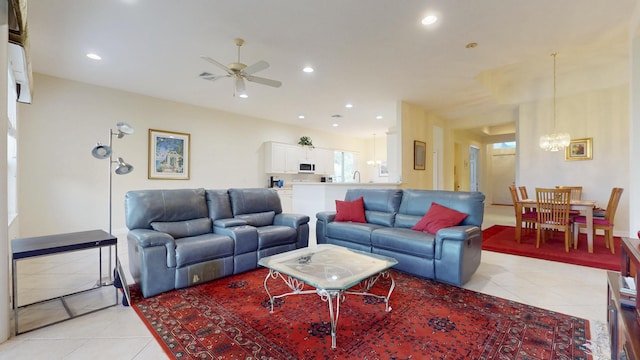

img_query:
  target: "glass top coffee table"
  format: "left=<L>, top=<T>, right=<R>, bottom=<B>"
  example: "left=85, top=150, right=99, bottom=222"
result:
left=258, top=244, right=398, bottom=348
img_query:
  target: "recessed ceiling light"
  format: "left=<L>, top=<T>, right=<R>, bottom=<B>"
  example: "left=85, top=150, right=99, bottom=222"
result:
left=345, top=103, right=353, bottom=108
left=303, top=66, right=314, bottom=73
left=421, top=15, right=438, bottom=26
left=298, top=115, right=305, bottom=119
left=332, top=123, right=339, bottom=127
left=239, top=94, right=248, bottom=99
left=86, top=53, right=102, bottom=60
left=376, top=115, right=383, bottom=120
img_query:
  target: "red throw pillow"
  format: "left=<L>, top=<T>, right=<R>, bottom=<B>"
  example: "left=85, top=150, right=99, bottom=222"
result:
left=411, top=202, right=468, bottom=234
left=334, top=197, right=366, bottom=223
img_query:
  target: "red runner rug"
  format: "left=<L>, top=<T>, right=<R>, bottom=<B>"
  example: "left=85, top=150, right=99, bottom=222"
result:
left=482, top=225, right=621, bottom=271
left=130, top=268, right=591, bottom=359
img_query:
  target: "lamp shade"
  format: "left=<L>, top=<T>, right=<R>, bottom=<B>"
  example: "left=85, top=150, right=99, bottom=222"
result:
left=91, top=143, right=112, bottom=159
left=115, top=122, right=135, bottom=139
left=114, top=157, right=134, bottom=175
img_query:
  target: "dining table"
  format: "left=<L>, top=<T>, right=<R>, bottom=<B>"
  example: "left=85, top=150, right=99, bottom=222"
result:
left=515, top=198, right=597, bottom=253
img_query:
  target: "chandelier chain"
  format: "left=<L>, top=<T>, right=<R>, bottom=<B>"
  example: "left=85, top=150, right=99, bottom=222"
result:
left=552, top=52, right=557, bottom=131
left=539, top=52, right=570, bottom=152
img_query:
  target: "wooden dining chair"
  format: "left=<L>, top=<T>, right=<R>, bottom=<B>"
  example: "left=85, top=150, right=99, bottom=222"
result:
left=556, top=186, right=583, bottom=216
left=509, top=185, right=536, bottom=236
left=518, top=186, right=529, bottom=200
left=573, top=187, right=623, bottom=254
left=535, top=187, right=572, bottom=252
left=555, top=186, right=583, bottom=200
left=518, top=186, right=536, bottom=228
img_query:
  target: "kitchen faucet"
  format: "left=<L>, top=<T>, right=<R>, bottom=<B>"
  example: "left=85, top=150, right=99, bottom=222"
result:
left=353, top=170, right=361, bottom=183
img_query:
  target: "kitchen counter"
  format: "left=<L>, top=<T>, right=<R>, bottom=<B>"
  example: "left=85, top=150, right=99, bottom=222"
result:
left=290, top=182, right=401, bottom=186
left=291, top=182, right=401, bottom=246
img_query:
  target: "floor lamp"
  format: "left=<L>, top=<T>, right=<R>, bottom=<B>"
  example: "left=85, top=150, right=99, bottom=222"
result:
left=91, top=122, right=134, bottom=286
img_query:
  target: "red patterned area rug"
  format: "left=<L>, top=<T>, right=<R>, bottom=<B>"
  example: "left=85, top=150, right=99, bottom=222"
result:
left=483, top=225, right=621, bottom=271
left=130, top=268, right=592, bottom=359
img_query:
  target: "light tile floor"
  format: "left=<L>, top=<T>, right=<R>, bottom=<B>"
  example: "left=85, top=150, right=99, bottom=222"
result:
left=0, top=205, right=610, bottom=359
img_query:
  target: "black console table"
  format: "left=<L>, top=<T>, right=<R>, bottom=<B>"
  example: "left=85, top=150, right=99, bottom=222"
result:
left=608, top=237, right=640, bottom=359
left=11, top=230, right=118, bottom=335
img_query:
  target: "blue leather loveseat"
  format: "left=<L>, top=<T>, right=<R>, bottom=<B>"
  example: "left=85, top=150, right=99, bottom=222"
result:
left=316, top=188, right=485, bottom=286
left=125, top=188, right=309, bottom=297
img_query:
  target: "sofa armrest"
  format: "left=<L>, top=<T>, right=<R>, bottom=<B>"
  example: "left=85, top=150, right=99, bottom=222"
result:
left=213, top=218, right=248, bottom=228
left=127, top=229, right=177, bottom=267
left=213, top=225, right=258, bottom=255
left=274, top=213, right=310, bottom=228
left=315, top=211, right=336, bottom=244
left=434, top=225, right=481, bottom=259
left=316, top=211, right=336, bottom=223
left=128, top=229, right=174, bottom=247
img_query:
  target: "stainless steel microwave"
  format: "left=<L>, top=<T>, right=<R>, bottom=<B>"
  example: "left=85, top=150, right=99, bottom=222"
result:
left=298, top=161, right=315, bottom=173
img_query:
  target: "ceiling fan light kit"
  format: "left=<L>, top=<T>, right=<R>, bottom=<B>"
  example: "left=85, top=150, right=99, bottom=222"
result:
left=199, top=38, right=282, bottom=98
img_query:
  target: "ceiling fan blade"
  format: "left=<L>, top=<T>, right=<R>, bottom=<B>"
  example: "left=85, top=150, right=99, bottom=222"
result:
left=243, top=60, right=270, bottom=75
left=200, top=56, right=233, bottom=75
left=235, top=77, right=246, bottom=96
left=245, top=74, right=282, bottom=88
left=198, top=71, right=227, bottom=81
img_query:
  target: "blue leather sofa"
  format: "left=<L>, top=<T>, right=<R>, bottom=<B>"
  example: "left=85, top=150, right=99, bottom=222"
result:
left=316, top=188, right=485, bottom=286
left=125, top=188, right=309, bottom=297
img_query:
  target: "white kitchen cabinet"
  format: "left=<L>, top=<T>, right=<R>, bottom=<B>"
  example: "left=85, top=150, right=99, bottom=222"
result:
left=265, top=141, right=334, bottom=175
left=264, top=142, right=301, bottom=174
left=276, top=189, right=293, bottom=213
left=264, top=142, right=287, bottom=173
left=313, top=148, right=335, bottom=175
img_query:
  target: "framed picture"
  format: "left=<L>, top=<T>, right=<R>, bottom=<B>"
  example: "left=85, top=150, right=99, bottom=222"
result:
left=414, top=140, right=426, bottom=170
left=379, top=161, right=389, bottom=177
left=148, top=129, right=191, bottom=179
left=565, top=138, right=592, bottom=161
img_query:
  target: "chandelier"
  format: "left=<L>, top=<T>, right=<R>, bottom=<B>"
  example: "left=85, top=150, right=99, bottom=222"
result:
left=539, top=53, right=570, bottom=151
left=366, top=133, right=382, bottom=166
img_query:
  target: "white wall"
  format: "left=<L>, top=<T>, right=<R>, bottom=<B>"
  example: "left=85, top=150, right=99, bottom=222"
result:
left=518, top=85, right=630, bottom=236
left=628, top=6, right=640, bottom=238
left=17, top=74, right=365, bottom=238
left=0, top=0, right=10, bottom=343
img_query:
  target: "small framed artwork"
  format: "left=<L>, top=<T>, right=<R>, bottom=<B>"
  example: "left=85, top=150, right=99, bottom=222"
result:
left=414, top=140, right=426, bottom=170
left=148, top=129, right=191, bottom=179
left=379, top=161, right=389, bottom=177
left=565, top=137, right=592, bottom=161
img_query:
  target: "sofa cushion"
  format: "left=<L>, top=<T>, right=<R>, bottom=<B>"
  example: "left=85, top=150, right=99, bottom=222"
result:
left=256, top=225, right=297, bottom=249
left=398, top=189, right=484, bottom=227
left=125, top=188, right=209, bottom=229
left=236, top=211, right=275, bottom=227
left=411, top=203, right=468, bottom=234
left=205, top=189, right=234, bottom=220
left=229, top=188, right=282, bottom=216
left=371, top=228, right=435, bottom=258
left=174, top=233, right=234, bottom=267
left=326, top=221, right=382, bottom=245
left=345, top=189, right=402, bottom=226
left=335, top=197, right=366, bottom=223
left=151, top=218, right=212, bottom=239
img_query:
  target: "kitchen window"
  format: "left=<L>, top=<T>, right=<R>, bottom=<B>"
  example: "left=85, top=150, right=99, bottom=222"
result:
left=333, top=151, right=356, bottom=183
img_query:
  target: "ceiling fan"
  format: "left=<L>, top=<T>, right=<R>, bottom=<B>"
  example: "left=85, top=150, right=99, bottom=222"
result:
left=199, top=38, right=282, bottom=98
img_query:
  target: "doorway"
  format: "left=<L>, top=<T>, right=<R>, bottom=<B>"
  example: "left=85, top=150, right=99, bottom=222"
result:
left=491, top=146, right=516, bottom=205
left=469, top=146, right=479, bottom=192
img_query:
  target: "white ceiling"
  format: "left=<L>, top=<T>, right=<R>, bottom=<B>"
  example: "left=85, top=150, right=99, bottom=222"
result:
left=26, top=0, right=637, bottom=138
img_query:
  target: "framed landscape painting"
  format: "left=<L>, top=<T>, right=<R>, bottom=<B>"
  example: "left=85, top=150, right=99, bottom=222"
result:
left=565, top=138, right=592, bottom=161
left=148, top=129, right=191, bottom=179
left=414, top=140, right=426, bottom=170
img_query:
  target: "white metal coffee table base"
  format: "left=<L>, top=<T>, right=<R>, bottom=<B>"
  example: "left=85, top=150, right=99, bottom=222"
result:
left=263, top=269, right=396, bottom=348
